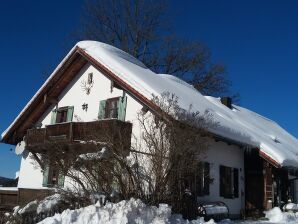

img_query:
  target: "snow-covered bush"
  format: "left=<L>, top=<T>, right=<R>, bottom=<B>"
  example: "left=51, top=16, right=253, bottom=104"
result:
left=5, top=193, right=79, bottom=224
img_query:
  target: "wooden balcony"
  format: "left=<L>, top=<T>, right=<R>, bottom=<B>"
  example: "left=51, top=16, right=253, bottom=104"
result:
left=25, top=120, right=132, bottom=154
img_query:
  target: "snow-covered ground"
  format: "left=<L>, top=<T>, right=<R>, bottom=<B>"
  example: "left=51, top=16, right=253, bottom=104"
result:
left=36, top=198, right=298, bottom=224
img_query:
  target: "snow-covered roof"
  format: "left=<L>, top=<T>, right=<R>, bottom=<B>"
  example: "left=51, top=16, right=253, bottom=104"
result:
left=76, top=41, right=298, bottom=167
left=2, top=41, right=298, bottom=168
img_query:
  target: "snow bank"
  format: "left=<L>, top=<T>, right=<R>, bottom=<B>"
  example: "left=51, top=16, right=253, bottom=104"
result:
left=38, top=198, right=214, bottom=224
left=264, top=207, right=298, bottom=223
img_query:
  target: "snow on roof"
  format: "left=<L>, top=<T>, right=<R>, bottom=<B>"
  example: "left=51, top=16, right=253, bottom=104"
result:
left=2, top=40, right=298, bottom=168
left=77, top=41, right=298, bottom=167
left=0, top=187, right=18, bottom=191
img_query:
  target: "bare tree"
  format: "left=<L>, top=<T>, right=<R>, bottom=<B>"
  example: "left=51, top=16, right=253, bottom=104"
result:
left=29, top=92, right=215, bottom=218
left=74, top=0, right=231, bottom=96
left=131, top=92, right=216, bottom=210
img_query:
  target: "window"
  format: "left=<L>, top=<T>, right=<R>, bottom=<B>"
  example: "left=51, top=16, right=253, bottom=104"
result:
left=220, top=165, right=239, bottom=198
left=183, top=161, right=210, bottom=197
left=42, top=165, right=65, bottom=187
left=56, top=108, right=68, bottom=123
left=51, top=106, right=74, bottom=124
left=197, top=162, right=210, bottom=196
left=105, top=97, right=119, bottom=119
left=98, top=96, right=127, bottom=121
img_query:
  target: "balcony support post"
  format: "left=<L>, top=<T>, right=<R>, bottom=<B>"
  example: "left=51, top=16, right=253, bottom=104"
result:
left=31, top=152, right=44, bottom=170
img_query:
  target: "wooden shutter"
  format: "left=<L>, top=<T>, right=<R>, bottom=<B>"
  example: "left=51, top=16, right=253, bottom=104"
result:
left=66, top=106, right=74, bottom=122
left=117, top=96, right=127, bottom=121
left=233, top=168, right=239, bottom=198
left=203, top=162, right=210, bottom=195
left=50, top=109, right=57, bottom=124
left=98, top=100, right=106, bottom=119
left=42, top=166, right=49, bottom=187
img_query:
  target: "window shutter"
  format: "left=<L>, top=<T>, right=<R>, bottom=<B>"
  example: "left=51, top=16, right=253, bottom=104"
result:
left=117, top=96, right=127, bottom=121
left=58, top=173, right=65, bottom=188
left=98, top=100, right=106, bottom=119
left=203, top=162, right=210, bottom=195
left=66, top=106, right=74, bottom=122
left=50, top=109, right=57, bottom=124
left=233, top=168, right=239, bottom=198
left=220, top=165, right=225, bottom=197
left=42, top=166, right=49, bottom=187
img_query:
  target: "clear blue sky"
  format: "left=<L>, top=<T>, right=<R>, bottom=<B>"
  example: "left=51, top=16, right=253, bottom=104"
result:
left=0, top=0, right=297, bottom=178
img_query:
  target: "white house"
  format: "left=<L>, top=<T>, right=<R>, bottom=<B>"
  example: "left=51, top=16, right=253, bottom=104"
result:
left=1, top=41, right=298, bottom=218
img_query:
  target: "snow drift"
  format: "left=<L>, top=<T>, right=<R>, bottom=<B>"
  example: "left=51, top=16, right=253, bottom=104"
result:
left=37, top=198, right=214, bottom=224
left=264, top=207, right=298, bottom=223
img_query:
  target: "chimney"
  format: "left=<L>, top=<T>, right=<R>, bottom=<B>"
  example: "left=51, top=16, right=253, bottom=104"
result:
left=221, top=97, right=232, bottom=109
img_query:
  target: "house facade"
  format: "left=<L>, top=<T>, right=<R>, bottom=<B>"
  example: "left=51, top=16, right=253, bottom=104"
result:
left=1, top=41, right=298, bottom=218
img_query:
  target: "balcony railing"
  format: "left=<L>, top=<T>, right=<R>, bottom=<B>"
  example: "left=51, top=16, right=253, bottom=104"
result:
left=26, top=120, right=132, bottom=153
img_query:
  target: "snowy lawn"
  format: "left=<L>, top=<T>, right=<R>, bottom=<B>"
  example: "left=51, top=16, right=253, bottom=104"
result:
left=36, top=198, right=298, bottom=224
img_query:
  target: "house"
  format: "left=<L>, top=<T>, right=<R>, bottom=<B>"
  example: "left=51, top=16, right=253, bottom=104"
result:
left=1, top=41, right=298, bottom=218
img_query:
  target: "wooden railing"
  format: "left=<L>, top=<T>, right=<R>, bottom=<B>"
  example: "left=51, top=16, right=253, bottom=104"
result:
left=26, top=120, right=132, bottom=153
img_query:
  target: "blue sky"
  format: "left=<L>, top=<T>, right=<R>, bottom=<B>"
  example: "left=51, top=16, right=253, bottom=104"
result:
left=0, top=0, right=297, bottom=178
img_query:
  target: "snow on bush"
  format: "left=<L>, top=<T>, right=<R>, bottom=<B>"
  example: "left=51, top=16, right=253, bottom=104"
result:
left=37, top=194, right=62, bottom=214
left=18, top=200, right=38, bottom=215
left=283, top=202, right=298, bottom=211
left=264, top=207, right=298, bottom=223
left=38, top=198, right=215, bottom=224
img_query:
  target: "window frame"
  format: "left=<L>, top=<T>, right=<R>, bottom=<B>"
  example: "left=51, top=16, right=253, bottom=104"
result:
left=183, top=161, right=211, bottom=197
left=51, top=106, right=74, bottom=124
left=98, top=95, right=127, bottom=121
left=196, top=161, right=210, bottom=196
left=105, top=97, right=120, bottom=119
left=55, top=107, right=69, bottom=123
left=220, top=165, right=239, bottom=199
left=42, top=165, right=65, bottom=188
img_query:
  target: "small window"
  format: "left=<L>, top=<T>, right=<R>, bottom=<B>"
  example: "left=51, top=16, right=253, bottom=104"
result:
left=48, top=166, right=59, bottom=186
left=105, top=97, right=119, bottom=119
left=197, top=162, right=210, bottom=196
left=51, top=106, right=74, bottom=124
left=183, top=161, right=210, bottom=197
left=220, top=165, right=239, bottom=198
left=42, top=165, right=65, bottom=188
left=98, top=96, right=127, bottom=121
left=56, top=107, right=68, bottom=123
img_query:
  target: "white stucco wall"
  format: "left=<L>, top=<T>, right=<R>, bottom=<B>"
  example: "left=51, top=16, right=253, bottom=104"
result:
left=17, top=63, right=245, bottom=215
left=198, top=139, right=245, bottom=216
left=18, top=63, right=143, bottom=189
left=18, top=151, right=44, bottom=189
